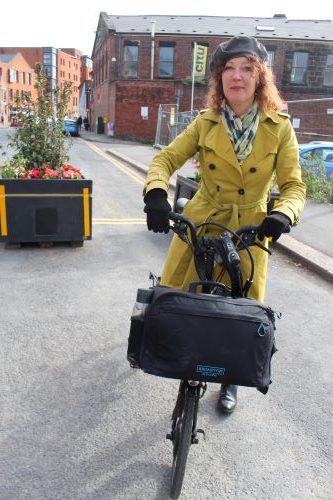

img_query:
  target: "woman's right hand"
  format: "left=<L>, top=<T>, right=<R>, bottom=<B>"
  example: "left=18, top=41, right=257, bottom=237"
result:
left=144, top=189, right=171, bottom=233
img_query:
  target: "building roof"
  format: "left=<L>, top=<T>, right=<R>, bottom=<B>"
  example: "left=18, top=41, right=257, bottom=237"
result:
left=0, top=54, right=16, bottom=63
left=101, top=13, right=333, bottom=41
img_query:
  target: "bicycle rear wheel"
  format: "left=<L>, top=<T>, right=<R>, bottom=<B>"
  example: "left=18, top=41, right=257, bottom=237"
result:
left=169, top=384, right=196, bottom=499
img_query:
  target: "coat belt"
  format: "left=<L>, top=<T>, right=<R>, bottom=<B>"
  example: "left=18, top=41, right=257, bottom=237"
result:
left=198, top=182, right=267, bottom=229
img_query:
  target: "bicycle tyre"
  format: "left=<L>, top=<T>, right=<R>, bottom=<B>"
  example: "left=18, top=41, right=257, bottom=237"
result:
left=169, top=387, right=196, bottom=499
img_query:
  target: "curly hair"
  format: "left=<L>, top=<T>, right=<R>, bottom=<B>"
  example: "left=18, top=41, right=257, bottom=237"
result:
left=206, top=55, right=284, bottom=113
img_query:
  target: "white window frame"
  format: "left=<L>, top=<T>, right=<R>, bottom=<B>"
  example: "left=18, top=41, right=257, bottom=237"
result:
left=291, top=52, right=309, bottom=84
left=323, top=54, right=333, bottom=86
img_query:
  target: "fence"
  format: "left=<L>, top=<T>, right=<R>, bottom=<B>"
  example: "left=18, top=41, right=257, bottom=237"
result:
left=154, top=104, right=199, bottom=149
left=155, top=98, right=333, bottom=149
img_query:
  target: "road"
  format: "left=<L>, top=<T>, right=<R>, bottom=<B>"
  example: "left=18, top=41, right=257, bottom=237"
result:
left=0, top=131, right=332, bottom=499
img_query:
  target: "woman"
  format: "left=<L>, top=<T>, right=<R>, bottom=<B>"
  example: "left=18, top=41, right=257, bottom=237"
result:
left=143, top=36, right=306, bottom=412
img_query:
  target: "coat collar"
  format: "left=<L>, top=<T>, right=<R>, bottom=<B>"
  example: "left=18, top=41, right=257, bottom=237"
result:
left=200, top=109, right=280, bottom=169
left=201, top=110, right=239, bottom=169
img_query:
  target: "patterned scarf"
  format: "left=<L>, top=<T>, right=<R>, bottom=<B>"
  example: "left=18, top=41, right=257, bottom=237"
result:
left=221, top=100, right=259, bottom=162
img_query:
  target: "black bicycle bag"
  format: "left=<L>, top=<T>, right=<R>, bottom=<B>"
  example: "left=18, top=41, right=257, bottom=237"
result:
left=132, top=286, right=278, bottom=392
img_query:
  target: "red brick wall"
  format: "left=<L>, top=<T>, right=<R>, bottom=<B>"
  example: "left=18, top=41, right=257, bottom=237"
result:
left=0, top=53, right=36, bottom=125
left=287, top=99, right=333, bottom=138
left=114, top=81, right=178, bottom=141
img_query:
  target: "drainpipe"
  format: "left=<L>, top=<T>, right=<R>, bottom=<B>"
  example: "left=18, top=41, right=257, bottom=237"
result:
left=150, top=21, right=156, bottom=80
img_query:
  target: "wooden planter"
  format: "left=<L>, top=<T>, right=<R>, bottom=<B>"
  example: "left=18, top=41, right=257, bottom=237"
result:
left=173, top=174, right=280, bottom=214
left=0, top=179, right=92, bottom=246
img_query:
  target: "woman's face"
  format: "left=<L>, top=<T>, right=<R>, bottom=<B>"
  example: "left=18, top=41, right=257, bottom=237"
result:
left=221, top=56, right=258, bottom=114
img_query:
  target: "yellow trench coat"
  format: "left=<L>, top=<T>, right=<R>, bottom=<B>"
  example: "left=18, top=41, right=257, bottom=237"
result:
left=144, top=109, right=306, bottom=301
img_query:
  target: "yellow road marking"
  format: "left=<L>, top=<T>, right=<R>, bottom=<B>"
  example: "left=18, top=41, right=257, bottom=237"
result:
left=93, top=218, right=146, bottom=225
left=93, top=218, right=145, bottom=222
left=80, top=139, right=146, bottom=185
left=80, top=138, right=174, bottom=213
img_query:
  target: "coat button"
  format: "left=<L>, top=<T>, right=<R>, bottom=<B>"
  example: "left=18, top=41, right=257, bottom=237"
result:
left=250, top=167, right=257, bottom=173
left=238, top=188, right=245, bottom=195
left=208, top=163, right=216, bottom=170
left=216, top=185, right=220, bottom=192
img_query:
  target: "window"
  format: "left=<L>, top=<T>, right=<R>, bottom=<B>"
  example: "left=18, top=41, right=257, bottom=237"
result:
left=28, top=73, right=31, bottom=85
left=159, top=45, right=174, bottom=78
left=8, top=69, right=17, bottom=83
left=43, top=53, right=51, bottom=65
left=266, top=51, right=275, bottom=70
left=123, top=42, right=139, bottom=78
left=291, top=52, right=309, bottom=84
left=324, top=54, right=333, bottom=86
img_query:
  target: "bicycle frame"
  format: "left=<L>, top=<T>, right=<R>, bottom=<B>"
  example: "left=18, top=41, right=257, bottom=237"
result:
left=162, top=212, right=286, bottom=498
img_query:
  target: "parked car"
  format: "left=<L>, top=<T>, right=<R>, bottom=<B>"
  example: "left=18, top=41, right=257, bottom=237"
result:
left=299, top=141, right=333, bottom=178
left=63, top=119, right=79, bottom=137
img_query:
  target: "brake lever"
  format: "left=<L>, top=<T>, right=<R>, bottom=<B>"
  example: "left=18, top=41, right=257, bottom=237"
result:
left=254, top=241, right=272, bottom=255
left=171, top=222, right=188, bottom=242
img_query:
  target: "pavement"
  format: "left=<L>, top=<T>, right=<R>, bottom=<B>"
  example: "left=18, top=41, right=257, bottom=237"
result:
left=80, top=129, right=333, bottom=284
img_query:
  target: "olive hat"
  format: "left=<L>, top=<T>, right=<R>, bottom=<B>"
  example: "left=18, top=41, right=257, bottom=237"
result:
left=210, top=36, right=268, bottom=72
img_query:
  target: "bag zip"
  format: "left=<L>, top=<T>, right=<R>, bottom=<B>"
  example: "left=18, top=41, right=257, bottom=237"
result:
left=150, top=291, right=276, bottom=319
left=149, top=308, right=272, bottom=335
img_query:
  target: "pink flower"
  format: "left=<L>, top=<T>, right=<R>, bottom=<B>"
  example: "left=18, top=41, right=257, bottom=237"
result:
left=44, top=168, right=59, bottom=178
left=61, top=164, right=82, bottom=173
left=30, top=168, right=42, bottom=178
left=60, top=164, right=83, bottom=179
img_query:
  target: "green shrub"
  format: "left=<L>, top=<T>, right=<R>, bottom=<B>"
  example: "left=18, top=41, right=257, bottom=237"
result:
left=301, top=160, right=332, bottom=203
left=3, top=64, right=73, bottom=175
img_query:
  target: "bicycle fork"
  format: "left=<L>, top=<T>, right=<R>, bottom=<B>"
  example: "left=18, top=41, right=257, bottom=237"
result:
left=166, top=381, right=207, bottom=445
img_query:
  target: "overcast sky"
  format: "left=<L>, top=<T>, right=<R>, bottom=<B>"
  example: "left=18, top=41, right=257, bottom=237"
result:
left=1, top=0, right=332, bottom=56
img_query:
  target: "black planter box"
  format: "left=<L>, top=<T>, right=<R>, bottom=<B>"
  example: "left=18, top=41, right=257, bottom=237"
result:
left=173, top=174, right=280, bottom=214
left=0, top=179, right=92, bottom=245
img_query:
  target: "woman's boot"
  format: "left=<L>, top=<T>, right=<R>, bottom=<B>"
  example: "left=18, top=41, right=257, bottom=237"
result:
left=218, top=384, right=238, bottom=413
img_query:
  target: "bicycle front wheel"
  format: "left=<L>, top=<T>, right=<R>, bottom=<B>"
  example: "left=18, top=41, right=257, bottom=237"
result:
left=169, top=386, right=196, bottom=499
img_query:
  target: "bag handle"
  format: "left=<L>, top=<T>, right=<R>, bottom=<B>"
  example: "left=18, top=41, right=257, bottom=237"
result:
left=188, top=280, right=229, bottom=294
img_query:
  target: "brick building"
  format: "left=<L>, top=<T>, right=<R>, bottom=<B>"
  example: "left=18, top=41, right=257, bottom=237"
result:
left=0, top=47, right=83, bottom=119
left=57, top=48, right=82, bottom=117
left=91, top=13, right=333, bottom=142
left=79, top=56, right=93, bottom=124
left=0, top=52, right=36, bottom=126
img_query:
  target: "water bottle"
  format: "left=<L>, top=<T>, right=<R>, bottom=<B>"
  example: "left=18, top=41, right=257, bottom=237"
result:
left=127, top=288, right=154, bottom=367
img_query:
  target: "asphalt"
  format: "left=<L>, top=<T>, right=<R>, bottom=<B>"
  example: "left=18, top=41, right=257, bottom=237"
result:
left=80, top=129, right=333, bottom=284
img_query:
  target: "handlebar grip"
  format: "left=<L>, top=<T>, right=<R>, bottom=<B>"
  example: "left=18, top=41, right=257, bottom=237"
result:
left=169, top=211, right=187, bottom=223
left=169, top=211, right=199, bottom=250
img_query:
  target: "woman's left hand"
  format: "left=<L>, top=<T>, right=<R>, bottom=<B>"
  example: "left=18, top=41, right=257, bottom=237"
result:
left=257, top=212, right=291, bottom=242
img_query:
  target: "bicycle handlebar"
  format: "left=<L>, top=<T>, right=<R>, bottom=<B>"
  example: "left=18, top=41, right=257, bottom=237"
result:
left=169, top=211, right=290, bottom=249
left=168, top=211, right=291, bottom=297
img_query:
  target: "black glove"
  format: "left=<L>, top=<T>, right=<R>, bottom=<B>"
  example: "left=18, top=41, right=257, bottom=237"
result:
left=257, top=212, right=291, bottom=242
left=144, top=188, right=171, bottom=233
